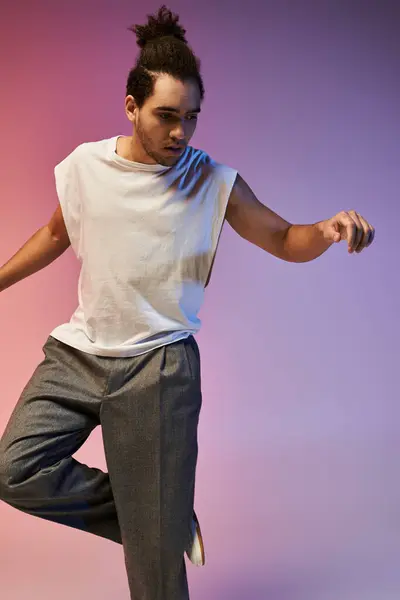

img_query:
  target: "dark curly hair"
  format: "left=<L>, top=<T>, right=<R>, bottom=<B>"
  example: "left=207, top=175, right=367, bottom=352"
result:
left=126, top=5, right=204, bottom=107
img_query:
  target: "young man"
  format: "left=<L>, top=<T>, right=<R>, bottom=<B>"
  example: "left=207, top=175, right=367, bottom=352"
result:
left=0, top=5, right=375, bottom=600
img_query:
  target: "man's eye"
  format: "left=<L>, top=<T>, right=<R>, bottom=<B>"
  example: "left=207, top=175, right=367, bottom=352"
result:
left=158, top=113, right=197, bottom=122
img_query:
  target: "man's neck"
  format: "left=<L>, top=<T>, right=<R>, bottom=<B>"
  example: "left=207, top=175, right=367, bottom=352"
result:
left=117, top=135, right=157, bottom=165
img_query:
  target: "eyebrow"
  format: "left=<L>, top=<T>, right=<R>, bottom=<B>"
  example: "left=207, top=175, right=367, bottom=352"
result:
left=155, top=106, right=201, bottom=114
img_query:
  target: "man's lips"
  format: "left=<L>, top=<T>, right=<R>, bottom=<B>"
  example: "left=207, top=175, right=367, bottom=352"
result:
left=165, top=146, right=185, bottom=153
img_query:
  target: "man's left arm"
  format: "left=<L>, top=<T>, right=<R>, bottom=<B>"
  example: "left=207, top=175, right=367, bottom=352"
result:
left=225, top=174, right=375, bottom=263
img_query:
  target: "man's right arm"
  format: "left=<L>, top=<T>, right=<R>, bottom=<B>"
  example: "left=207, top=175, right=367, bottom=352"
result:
left=0, top=205, right=71, bottom=293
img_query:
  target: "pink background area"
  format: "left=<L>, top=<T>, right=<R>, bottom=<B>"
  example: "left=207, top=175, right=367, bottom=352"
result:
left=1, top=1, right=399, bottom=598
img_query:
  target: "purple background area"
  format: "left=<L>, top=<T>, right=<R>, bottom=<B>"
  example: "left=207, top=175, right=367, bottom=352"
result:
left=0, top=1, right=399, bottom=598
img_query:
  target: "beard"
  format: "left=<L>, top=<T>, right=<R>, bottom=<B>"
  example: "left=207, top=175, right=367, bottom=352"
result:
left=135, top=118, right=181, bottom=167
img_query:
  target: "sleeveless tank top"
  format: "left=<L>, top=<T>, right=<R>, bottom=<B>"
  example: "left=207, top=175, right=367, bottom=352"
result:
left=50, top=136, right=237, bottom=357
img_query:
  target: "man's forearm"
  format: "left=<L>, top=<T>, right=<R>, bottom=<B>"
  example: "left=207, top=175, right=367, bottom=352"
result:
left=0, top=226, right=68, bottom=292
left=281, top=221, right=333, bottom=263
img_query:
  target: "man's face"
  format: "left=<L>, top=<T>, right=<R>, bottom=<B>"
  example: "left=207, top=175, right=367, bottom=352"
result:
left=127, top=74, right=201, bottom=166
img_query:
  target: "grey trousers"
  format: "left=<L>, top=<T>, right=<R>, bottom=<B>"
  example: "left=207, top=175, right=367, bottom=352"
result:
left=0, top=334, right=202, bottom=600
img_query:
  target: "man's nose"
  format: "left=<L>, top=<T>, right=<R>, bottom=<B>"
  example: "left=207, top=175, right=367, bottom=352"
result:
left=170, top=122, right=185, bottom=141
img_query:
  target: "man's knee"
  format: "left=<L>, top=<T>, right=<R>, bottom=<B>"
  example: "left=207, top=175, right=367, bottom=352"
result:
left=0, top=445, right=28, bottom=503
left=0, top=448, right=13, bottom=501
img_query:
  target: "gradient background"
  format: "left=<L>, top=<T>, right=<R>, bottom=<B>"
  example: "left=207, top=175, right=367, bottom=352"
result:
left=0, top=1, right=399, bottom=599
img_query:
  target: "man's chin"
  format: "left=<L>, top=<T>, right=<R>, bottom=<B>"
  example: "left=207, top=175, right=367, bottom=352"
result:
left=157, top=155, right=181, bottom=167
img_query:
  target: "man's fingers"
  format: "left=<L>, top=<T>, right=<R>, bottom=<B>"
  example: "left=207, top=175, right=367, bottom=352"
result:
left=355, top=213, right=373, bottom=252
left=349, top=211, right=364, bottom=251
left=340, top=211, right=357, bottom=252
left=337, top=210, right=375, bottom=254
left=364, top=218, right=375, bottom=247
left=369, top=226, right=376, bottom=246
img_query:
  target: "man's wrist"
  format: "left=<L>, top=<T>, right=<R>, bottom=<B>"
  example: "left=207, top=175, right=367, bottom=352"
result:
left=314, top=220, right=328, bottom=238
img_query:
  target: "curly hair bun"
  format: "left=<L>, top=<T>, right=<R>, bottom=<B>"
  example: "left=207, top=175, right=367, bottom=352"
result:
left=129, top=5, right=188, bottom=48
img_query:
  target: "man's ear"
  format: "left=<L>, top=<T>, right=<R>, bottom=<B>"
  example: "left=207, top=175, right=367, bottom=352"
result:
left=125, top=95, right=137, bottom=122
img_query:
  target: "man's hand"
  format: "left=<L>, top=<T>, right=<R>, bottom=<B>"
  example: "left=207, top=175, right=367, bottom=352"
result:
left=319, top=210, right=375, bottom=254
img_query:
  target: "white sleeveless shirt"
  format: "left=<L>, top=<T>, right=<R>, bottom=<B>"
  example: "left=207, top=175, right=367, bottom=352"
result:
left=50, top=136, right=237, bottom=357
